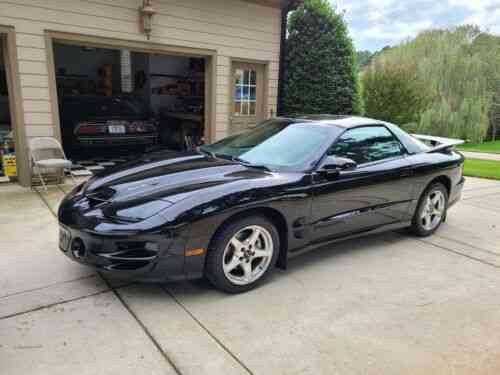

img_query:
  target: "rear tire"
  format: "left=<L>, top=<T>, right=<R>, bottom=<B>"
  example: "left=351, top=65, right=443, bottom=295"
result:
left=410, top=183, right=448, bottom=237
left=205, top=216, right=280, bottom=293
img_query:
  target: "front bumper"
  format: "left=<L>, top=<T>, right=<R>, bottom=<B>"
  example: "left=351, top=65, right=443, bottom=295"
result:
left=58, top=224, right=187, bottom=282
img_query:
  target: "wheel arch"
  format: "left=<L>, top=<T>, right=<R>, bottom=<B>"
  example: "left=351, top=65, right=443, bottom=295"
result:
left=207, top=207, right=289, bottom=270
left=426, top=175, right=451, bottom=197
left=410, top=174, right=451, bottom=235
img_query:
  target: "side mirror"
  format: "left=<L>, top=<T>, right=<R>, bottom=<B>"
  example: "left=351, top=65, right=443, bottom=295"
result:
left=317, top=156, right=357, bottom=176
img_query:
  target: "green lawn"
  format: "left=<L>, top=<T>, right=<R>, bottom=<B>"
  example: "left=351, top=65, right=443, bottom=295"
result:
left=463, top=158, right=500, bottom=180
left=458, top=140, right=500, bottom=154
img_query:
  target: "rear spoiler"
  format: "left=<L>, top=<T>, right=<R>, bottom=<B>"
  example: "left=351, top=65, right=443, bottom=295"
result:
left=411, top=134, right=464, bottom=153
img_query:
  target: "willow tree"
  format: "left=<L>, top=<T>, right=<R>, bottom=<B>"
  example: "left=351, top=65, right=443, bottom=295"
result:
left=363, top=25, right=500, bottom=142
left=282, top=0, right=361, bottom=116
left=362, top=62, right=432, bottom=127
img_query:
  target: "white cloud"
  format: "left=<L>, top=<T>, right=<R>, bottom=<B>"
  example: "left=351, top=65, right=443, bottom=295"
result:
left=354, top=20, right=433, bottom=41
left=329, top=0, right=500, bottom=51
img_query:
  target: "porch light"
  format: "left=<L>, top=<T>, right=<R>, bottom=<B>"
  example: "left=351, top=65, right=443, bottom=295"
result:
left=139, top=0, right=156, bottom=40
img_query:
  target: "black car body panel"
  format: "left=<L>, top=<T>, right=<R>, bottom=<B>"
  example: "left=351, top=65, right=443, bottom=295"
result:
left=58, top=116, right=465, bottom=282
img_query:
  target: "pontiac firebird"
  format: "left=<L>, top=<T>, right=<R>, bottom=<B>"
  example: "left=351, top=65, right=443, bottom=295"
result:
left=58, top=115, right=465, bottom=293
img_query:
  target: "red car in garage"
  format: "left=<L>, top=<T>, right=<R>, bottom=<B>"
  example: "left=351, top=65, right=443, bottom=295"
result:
left=60, top=95, right=158, bottom=152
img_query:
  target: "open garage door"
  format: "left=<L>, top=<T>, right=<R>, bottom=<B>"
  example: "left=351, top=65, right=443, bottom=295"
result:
left=52, top=41, right=207, bottom=176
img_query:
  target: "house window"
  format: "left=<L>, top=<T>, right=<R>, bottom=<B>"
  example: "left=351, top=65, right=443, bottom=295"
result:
left=234, top=69, right=257, bottom=116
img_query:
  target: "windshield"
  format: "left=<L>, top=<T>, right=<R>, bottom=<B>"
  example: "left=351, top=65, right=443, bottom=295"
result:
left=202, top=120, right=336, bottom=171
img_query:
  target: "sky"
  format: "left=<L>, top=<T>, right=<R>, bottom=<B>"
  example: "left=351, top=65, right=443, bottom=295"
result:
left=329, top=0, right=500, bottom=51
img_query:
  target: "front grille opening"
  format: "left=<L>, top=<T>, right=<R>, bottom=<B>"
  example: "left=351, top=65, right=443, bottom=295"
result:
left=116, top=241, right=146, bottom=251
left=107, top=261, right=150, bottom=271
left=96, top=241, right=159, bottom=262
left=112, top=249, right=157, bottom=260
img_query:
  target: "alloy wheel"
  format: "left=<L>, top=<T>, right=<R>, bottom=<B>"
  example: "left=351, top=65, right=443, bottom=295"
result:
left=421, top=190, right=446, bottom=231
left=222, top=225, right=274, bottom=286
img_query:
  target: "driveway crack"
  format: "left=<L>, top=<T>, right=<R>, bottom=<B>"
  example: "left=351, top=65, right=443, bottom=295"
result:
left=434, top=234, right=500, bottom=257
left=34, top=188, right=58, bottom=218
left=0, top=289, right=111, bottom=321
left=0, top=274, right=97, bottom=300
left=417, top=238, right=500, bottom=270
left=100, top=276, right=184, bottom=375
left=161, top=285, right=254, bottom=375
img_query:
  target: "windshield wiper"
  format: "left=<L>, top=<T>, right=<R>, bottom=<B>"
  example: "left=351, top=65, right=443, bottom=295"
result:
left=233, top=157, right=272, bottom=171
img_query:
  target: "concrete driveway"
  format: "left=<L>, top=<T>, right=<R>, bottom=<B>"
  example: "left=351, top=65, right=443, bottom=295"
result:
left=1, top=177, right=500, bottom=375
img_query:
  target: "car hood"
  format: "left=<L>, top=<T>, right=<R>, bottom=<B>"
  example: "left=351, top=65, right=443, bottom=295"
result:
left=82, top=151, right=269, bottom=205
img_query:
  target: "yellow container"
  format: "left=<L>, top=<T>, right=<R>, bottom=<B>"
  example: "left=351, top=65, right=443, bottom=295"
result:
left=3, top=154, right=17, bottom=177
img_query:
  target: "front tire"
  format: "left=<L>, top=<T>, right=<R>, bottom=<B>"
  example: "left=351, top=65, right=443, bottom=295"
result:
left=205, top=216, right=280, bottom=293
left=410, top=183, right=448, bottom=237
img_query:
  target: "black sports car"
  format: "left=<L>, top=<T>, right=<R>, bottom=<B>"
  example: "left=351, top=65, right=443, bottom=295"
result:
left=58, top=115, right=465, bottom=293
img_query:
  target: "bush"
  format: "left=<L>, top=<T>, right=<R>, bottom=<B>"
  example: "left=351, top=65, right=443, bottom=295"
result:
left=362, top=62, right=431, bottom=127
left=282, top=0, right=361, bottom=116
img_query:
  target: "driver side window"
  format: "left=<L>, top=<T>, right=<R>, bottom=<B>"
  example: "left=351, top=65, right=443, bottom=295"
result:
left=329, top=126, right=405, bottom=165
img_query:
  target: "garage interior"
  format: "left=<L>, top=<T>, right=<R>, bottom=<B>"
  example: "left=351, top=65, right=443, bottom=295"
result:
left=0, top=35, right=14, bottom=183
left=53, top=42, right=206, bottom=176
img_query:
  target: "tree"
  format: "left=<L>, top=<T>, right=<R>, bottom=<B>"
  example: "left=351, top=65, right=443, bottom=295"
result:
left=356, top=50, right=373, bottom=69
left=471, top=33, right=500, bottom=140
left=362, top=62, right=432, bottom=127
left=363, top=25, right=500, bottom=142
left=282, top=0, right=361, bottom=116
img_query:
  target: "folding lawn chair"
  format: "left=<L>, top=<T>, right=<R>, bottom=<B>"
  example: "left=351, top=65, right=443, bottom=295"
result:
left=28, top=137, right=76, bottom=191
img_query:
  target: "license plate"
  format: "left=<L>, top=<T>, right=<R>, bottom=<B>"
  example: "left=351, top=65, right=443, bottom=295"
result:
left=108, top=125, right=126, bottom=134
left=59, top=226, right=71, bottom=251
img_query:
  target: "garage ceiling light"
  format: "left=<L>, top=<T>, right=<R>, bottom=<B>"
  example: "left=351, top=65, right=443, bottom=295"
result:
left=139, top=0, right=156, bottom=40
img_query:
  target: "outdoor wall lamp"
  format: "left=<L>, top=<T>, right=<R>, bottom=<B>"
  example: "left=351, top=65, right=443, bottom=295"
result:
left=139, top=0, right=156, bottom=40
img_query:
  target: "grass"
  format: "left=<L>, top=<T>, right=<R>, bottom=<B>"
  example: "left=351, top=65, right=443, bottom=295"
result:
left=458, top=140, right=500, bottom=154
left=463, top=158, right=500, bottom=181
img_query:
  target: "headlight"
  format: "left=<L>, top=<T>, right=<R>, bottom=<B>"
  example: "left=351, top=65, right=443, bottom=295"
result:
left=111, top=200, right=173, bottom=222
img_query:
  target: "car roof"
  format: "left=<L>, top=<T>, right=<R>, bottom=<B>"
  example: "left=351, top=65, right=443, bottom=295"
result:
left=281, top=115, right=383, bottom=128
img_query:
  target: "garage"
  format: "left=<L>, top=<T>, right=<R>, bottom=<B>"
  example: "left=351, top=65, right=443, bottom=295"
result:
left=0, top=34, right=15, bottom=183
left=0, top=0, right=283, bottom=187
left=52, top=40, right=208, bottom=176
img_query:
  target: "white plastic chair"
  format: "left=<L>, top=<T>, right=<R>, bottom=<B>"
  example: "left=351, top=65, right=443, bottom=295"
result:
left=28, top=137, right=76, bottom=191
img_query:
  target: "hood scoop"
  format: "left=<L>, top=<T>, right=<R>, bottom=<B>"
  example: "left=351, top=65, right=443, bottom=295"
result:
left=86, top=187, right=116, bottom=203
